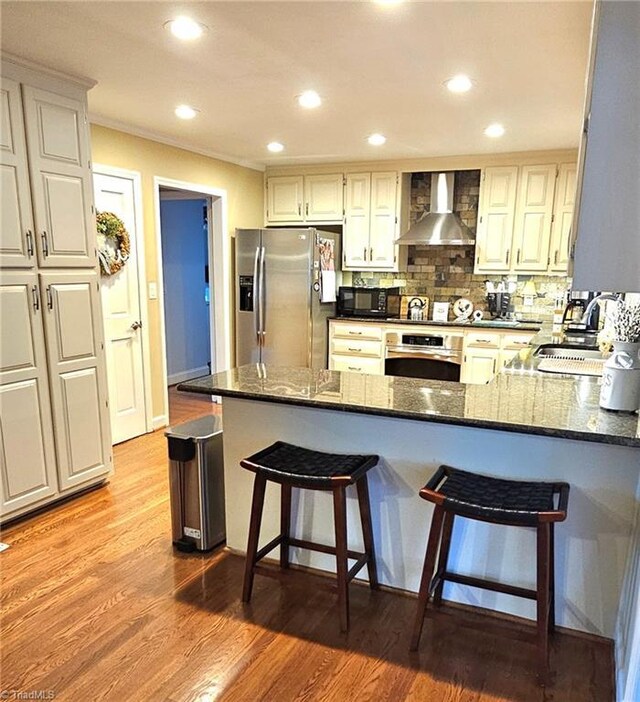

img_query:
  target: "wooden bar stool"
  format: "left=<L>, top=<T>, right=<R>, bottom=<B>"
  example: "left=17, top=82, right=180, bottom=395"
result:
left=240, top=441, right=380, bottom=631
left=411, top=465, right=569, bottom=682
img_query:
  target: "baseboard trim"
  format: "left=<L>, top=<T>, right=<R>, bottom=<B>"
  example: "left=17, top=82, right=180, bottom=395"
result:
left=152, top=414, right=169, bottom=431
left=167, top=366, right=210, bottom=386
left=223, top=545, right=614, bottom=646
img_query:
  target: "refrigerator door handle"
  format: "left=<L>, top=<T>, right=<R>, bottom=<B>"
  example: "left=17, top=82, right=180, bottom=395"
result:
left=253, top=246, right=261, bottom=345
left=259, top=245, right=266, bottom=344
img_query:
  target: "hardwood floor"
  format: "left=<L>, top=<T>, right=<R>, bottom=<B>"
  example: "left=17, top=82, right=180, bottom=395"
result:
left=1, top=391, right=613, bottom=701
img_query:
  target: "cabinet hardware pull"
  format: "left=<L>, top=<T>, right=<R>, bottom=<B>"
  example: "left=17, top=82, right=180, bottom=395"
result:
left=298, top=203, right=301, bottom=216
left=41, top=231, right=49, bottom=258
left=492, top=359, right=497, bottom=374
left=130, top=320, right=142, bottom=331
left=369, top=247, right=373, bottom=261
left=305, top=202, right=309, bottom=216
left=505, top=249, right=510, bottom=265
left=477, top=338, right=492, bottom=344
left=516, top=249, right=521, bottom=265
left=348, top=366, right=361, bottom=372
left=46, top=285, right=53, bottom=310
left=26, top=230, right=34, bottom=257
left=347, top=347, right=361, bottom=352
left=554, top=250, right=559, bottom=265
left=348, top=330, right=363, bottom=335
left=363, top=247, right=367, bottom=261
left=31, top=285, right=39, bottom=312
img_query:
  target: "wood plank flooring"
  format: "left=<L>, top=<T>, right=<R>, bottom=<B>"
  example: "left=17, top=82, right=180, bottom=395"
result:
left=0, top=390, right=613, bottom=701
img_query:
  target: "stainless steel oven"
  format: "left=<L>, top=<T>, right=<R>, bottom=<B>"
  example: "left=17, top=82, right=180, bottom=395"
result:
left=385, top=332, right=463, bottom=381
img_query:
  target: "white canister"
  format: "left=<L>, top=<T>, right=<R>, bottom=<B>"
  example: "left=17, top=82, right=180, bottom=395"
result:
left=599, top=342, right=640, bottom=412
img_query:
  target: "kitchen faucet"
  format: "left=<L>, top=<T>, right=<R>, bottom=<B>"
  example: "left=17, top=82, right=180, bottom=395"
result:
left=580, top=293, right=621, bottom=326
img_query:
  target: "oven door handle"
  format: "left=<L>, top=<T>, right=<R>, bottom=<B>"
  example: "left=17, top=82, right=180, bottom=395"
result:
left=386, top=346, right=462, bottom=363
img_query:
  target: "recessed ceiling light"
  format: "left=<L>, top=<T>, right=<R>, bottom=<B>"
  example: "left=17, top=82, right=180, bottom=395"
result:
left=267, top=142, right=284, bottom=153
left=484, top=123, right=506, bottom=138
left=367, top=133, right=387, bottom=146
left=165, top=16, right=207, bottom=41
left=175, top=104, right=198, bottom=120
left=297, top=91, right=322, bottom=109
left=445, top=74, right=473, bottom=94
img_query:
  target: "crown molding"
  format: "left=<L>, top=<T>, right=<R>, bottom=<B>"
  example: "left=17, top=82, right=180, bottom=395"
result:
left=89, top=114, right=266, bottom=172
left=1, top=52, right=97, bottom=90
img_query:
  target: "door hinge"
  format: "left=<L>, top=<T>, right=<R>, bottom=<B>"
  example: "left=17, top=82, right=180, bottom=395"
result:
left=583, top=114, right=590, bottom=135
left=91, top=204, right=95, bottom=214
left=88, top=160, right=91, bottom=169
left=551, top=214, right=555, bottom=223
left=396, top=175, right=399, bottom=185
left=395, top=216, right=398, bottom=224
left=101, top=342, right=104, bottom=349
left=343, top=177, right=347, bottom=186
left=106, top=400, right=109, bottom=408
left=96, top=281, right=100, bottom=291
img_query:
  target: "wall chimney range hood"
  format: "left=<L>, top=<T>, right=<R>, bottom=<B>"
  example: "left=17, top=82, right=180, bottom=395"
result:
left=395, top=172, right=475, bottom=246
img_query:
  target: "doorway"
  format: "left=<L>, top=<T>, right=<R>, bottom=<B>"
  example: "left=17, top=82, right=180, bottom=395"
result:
left=153, top=177, right=230, bottom=424
left=159, top=189, right=211, bottom=386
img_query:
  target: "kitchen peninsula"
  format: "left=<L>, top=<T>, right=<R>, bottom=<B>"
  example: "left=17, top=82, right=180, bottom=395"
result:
left=180, top=342, right=640, bottom=652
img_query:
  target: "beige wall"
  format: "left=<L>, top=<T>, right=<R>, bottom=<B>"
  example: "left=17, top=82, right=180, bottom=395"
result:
left=90, top=124, right=264, bottom=421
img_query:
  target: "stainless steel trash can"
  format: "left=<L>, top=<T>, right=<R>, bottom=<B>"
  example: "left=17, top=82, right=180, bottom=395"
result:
left=165, top=416, right=225, bottom=552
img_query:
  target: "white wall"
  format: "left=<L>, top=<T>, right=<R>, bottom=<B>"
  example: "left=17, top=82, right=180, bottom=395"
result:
left=160, top=198, right=211, bottom=384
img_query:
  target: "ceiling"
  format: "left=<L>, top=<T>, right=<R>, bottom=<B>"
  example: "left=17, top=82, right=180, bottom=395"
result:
left=1, top=1, right=593, bottom=170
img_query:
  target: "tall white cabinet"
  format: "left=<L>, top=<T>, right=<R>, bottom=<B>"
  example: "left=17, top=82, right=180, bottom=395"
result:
left=0, top=57, right=112, bottom=523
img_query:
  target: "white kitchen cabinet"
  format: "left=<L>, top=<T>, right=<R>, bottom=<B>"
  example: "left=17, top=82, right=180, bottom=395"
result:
left=330, top=355, right=384, bottom=376
left=343, top=173, right=371, bottom=268
left=266, top=173, right=343, bottom=224
left=0, top=78, right=35, bottom=268
left=475, top=167, right=518, bottom=273
left=344, top=171, right=399, bottom=270
left=304, top=173, right=344, bottom=221
left=549, top=163, right=577, bottom=273
left=266, top=175, right=304, bottom=222
left=512, top=164, right=557, bottom=272
left=571, top=1, right=640, bottom=292
left=40, top=271, right=111, bottom=491
left=0, top=271, right=58, bottom=516
left=461, top=348, right=500, bottom=385
left=22, top=86, right=96, bottom=268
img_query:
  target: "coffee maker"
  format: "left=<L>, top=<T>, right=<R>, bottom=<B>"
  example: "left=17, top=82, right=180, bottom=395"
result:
left=563, top=290, right=601, bottom=332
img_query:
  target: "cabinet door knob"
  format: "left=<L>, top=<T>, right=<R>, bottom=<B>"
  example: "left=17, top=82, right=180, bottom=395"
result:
left=130, top=320, right=142, bottom=331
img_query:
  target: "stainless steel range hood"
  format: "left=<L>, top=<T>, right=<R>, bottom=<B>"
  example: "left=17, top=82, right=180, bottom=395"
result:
left=395, top=172, right=475, bottom=246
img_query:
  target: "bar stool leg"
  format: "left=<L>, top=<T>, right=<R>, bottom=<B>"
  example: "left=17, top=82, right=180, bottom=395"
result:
left=280, top=483, right=292, bottom=569
left=548, top=523, right=556, bottom=633
left=433, top=512, right=455, bottom=607
left=356, top=475, right=379, bottom=590
left=536, top=522, right=551, bottom=683
left=242, top=474, right=267, bottom=603
left=333, top=485, right=350, bottom=632
left=410, top=504, right=445, bottom=651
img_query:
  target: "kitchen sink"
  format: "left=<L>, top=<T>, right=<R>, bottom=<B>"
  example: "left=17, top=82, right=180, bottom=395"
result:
left=535, top=345, right=604, bottom=360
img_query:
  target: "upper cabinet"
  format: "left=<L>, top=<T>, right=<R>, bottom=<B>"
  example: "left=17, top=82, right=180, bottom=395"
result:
left=266, top=173, right=343, bottom=224
left=571, top=0, right=640, bottom=292
left=0, top=79, right=35, bottom=268
left=344, top=171, right=400, bottom=270
left=474, top=162, right=576, bottom=276
left=23, top=87, right=96, bottom=268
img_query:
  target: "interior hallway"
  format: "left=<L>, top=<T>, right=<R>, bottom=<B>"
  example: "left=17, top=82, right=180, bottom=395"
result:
left=0, top=390, right=613, bottom=702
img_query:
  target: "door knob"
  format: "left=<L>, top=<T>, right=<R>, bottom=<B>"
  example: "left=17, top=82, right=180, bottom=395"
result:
left=130, top=320, right=142, bottom=331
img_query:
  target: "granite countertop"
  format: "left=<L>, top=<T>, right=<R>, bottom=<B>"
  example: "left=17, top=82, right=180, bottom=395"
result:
left=179, top=354, right=640, bottom=449
left=329, top=317, right=543, bottom=332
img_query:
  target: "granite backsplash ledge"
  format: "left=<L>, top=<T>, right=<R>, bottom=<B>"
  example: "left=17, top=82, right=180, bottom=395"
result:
left=349, top=170, right=570, bottom=321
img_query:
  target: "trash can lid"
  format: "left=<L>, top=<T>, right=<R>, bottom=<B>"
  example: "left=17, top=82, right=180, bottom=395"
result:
left=165, top=415, right=223, bottom=441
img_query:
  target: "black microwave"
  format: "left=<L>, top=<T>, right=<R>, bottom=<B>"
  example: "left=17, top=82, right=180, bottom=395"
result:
left=337, top=287, right=401, bottom=318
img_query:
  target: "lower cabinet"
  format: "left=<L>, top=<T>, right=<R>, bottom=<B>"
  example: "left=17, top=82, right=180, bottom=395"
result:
left=330, top=355, right=384, bottom=375
left=0, top=271, right=58, bottom=515
left=460, top=348, right=500, bottom=384
left=0, top=270, right=112, bottom=521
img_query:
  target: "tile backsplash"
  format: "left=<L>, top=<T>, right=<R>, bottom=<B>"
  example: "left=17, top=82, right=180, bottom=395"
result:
left=350, top=171, right=570, bottom=321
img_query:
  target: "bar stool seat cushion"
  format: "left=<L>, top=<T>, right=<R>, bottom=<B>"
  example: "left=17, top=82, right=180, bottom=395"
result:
left=423, top=466, right=567, bottom=526
left=241, top=441, right=379, bottom=488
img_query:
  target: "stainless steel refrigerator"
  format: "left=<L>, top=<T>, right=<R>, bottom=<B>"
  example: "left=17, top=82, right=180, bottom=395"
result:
left=235, top=228, right=341, bottom=368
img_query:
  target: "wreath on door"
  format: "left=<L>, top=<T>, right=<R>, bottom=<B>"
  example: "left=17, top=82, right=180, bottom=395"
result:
left=97, top=211, right=131, bottom=276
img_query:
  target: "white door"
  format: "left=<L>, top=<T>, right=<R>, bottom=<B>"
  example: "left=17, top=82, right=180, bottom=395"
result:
left=0, top=79, right=36, bottom=268
left=343, top=173, right=371, bottom=268
left=304, top=173, right=344, bottom=222
left=474, top=167, right=518, bottom=273
left=369, top=172, right=397, bottom=268
left=266, top=176, right=304, bottom=222
left=39, top=271, right=112, bottom=490
left=93, top=170, right=148, bottom=444
left=512, top=164, right=557, bottom=272
left=0, top=271, right=58, bottom=516
left=22, top=86, right=96, bottom=268
left=549, top=163, right=577, bottom=273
